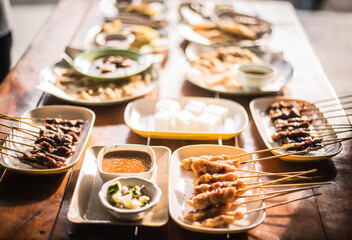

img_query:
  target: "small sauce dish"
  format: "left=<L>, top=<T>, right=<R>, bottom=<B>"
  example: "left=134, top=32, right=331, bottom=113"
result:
left=95, top=32, right=135, bottom=49
left=237, top=64, right=277, bottom=92
left=97, top=144, right=156, bottom=182
left=98, top=176, right=162, bottom=221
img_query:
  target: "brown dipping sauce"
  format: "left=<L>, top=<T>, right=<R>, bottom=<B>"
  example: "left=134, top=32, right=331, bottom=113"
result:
left=102, top=150, right=152, bottom=173
left=243, top=70, right=268, bottom=75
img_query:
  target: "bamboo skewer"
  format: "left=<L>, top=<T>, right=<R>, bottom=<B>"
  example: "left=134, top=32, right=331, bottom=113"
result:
left=312, top=100, right=352, bottom=109
left=237, top=169, right=312, bottom=180
left=226, top=144, right=295, bottom=159
left=0, top=145, right=25, bottom=155
left=0, top=131, right=36, bottom=141
left=312, top=94, right=352, bottom=104
left=240, top=149, right=309, bottom=164
left=239, top=185, right=321, bottom=198
left=0, top=149, right=18, bottom=159
left=0, top=138, right=34, bottom=148
left=0, top=113, right=43, bottom=128
left=0, top=122, right=39, bottom=137
left=315, top=129, right=352, bottom=138
left=243, top=193, right=321, bottom=215
left=259, top=181, right=330, bottom=188
left=314, top=113, right=352, bottom=120
left=312, top=126, right=352, bottom=131
left=311, top=123, right=352, bottom=127
left=244, top=169, right=317, bottom=191
left=234, top=186, right=319, bottom=206
left=323, top=136, right=352, bottom=143
left=301, top=106, right=352, bottom=115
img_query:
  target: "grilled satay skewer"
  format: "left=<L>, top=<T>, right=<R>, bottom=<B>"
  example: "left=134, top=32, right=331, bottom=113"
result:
left=190, top=193, right=321, bottom=228
left=189, top=170, right=317, bottom=209
left=181, top=144, right=296, bottom=170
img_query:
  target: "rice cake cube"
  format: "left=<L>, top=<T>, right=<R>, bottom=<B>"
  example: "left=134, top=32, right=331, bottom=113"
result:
left=192, top=113, right=222, bottom=132
left=204, top=104, right=229, bottom=122
left=184, top=100, right=207, bottom=116
left=154, top=109, right=174, bottom=131
left=174, top=110, right=196, bottom=132
left=155, top=99, right=180, bottom=113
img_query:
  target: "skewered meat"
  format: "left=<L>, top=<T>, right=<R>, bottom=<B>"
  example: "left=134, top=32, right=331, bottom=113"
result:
left=184, top=203, right=232, bottom=222
left=269, top=108, right=301, bottom=122
left=271, top=129, right=311, bottom=142
left=187, top=187, right=239, bottom=210
left=274, top=121, right=311, bottom=131
left=194, top=180, right=246, bottom=196
left=45, top=118, right=84, bottom=127
left=192, top=213, right=244, bottom=228
left=33, top=141, right=74, bottom=157
left=21, top=118, right=83, bottom=169
left=181, top=154, right=231, bottom=171
left=44, top=124, right=82, bottom=135
left=280, top=137, right=323, bottom=151
left=274, top=117, right=313, bottom=125
left=19, top=151, right=66, bottom=169
left=191, top=159, right=239, bottom=177
left=194, top=172, right=239, bottom=185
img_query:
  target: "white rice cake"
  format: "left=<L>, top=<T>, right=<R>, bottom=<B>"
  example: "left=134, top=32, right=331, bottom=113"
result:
left=154, top=109, right=174, bottom=131
left=184, top=100, right=207, bottom=116
left=174, top=110, right=196, bottom=132
left=155, top=99, right=181, bottom=113
left=204, top=104, right=229, bottom=122
left=192, top=113, right=222, bottom=132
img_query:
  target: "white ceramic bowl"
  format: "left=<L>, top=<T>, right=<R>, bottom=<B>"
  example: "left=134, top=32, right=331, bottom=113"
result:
left=95, top=31, right=135, bottom=49
left=97, top=144, right=156, bottom=182
left=98, top=176, right=162, bottom=221
left=237, top=64, right=277, bottom=92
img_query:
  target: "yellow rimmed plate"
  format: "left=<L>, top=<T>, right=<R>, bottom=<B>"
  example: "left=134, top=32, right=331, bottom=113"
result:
left=124, top=97, right=249, bottom=140
left=0, top=105, right=95, bottom=174
left=250, top=96, right=343, bottom=162
left=169, top=144, right=265, bottom=234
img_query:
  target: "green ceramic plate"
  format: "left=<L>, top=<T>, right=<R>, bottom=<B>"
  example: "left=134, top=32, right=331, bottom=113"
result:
left=73, top=49, right=151, bottom=80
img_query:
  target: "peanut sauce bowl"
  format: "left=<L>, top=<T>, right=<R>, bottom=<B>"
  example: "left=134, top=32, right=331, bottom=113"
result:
left=98, top=176, right=162, bottom=221
left=97, top=144, right=156, bottom=182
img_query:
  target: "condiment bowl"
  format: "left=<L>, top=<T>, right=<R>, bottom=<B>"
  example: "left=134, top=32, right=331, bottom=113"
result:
left=95, top=31, right=135, bottom=49
left=237, top=63, right=277, bottom=92
left=97, top=144, right=156, bottom=182
left=98, top=176, right=162, bottom=221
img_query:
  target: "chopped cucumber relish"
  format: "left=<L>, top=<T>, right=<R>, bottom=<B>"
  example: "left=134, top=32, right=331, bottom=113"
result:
left=107, top=180, right=151, bottom=209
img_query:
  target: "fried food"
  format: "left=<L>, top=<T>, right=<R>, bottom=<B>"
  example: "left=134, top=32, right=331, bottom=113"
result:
left=55, top=68, right=153, bottom=101
left=126, top=25, right=160, bottom=48
left=190, top=47, right=262, bottom=91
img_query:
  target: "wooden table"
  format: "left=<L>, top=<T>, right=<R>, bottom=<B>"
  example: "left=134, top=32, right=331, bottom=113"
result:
left=0, top=0, right=351, bottom=239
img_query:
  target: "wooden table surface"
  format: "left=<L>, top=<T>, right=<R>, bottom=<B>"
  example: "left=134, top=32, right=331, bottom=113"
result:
left=0, top=0, right=351, bottom=239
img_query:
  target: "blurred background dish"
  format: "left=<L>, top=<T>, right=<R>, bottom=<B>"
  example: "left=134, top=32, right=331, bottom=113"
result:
left=179, top=2, right=272, bottom=47
left=184, top=42, right=293, bottom=95
left=237, top=63, right=277, bottom=92
left=99, top=0, right=167, bottom=28
left=37, top=58, right=159, bottom=106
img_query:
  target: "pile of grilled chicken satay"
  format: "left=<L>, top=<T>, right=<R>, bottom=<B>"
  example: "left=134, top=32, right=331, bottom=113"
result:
left=267, top=100, right=351, bottom=152
left=180, top=154, right=325, bottom=228
left=0, top=115, right=84, bottom=169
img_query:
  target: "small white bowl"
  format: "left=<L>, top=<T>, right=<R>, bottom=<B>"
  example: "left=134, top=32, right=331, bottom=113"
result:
left=95, top=31, right=135, bottom=49
left=97, top=144, right=156, bottom=182
left=237, top=64, right=277, bottom=92
left=98, top=176, right=162, bottom=221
